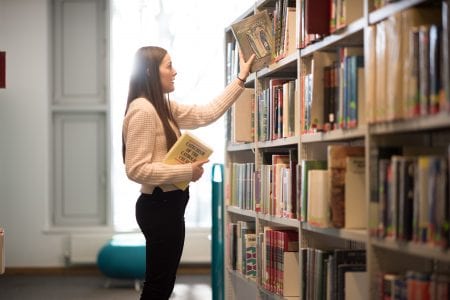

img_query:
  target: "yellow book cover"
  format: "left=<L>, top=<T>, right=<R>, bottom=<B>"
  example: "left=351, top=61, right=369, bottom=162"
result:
left=163, top=132, right=213, bottom=190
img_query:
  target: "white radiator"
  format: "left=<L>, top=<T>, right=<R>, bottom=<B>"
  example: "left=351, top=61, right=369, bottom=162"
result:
left=180, top=228, right=211, bottom=264
left=68, top=233, right=113, bottom=264
left=68, top=229, right=211, bottom=264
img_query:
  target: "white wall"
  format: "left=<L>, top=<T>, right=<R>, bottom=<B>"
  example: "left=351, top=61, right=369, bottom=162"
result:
left=0, top=0, right=69, bottom=267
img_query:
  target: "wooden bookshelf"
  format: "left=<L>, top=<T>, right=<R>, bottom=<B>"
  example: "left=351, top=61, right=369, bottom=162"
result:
left=224, top=0, right=450, bottom=299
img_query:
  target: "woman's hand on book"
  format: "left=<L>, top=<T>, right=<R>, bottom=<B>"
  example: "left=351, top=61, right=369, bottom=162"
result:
left=238, top=49, right=255, bottom=81
left=191, top=160, right=209, bottom=182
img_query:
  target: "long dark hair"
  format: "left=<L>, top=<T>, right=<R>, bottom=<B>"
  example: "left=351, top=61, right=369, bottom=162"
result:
left=122, top=46, right=179, bottom=162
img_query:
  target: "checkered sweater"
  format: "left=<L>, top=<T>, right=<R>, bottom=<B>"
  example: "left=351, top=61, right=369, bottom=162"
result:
left=123, top=78, right=244, bottom=194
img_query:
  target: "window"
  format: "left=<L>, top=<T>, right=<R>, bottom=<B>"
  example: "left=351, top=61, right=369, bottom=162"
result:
left=111, top=0, right=254, bottom=231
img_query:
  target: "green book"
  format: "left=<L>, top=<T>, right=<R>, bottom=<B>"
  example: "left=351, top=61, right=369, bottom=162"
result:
left=300, top=160, right=327, bottom=222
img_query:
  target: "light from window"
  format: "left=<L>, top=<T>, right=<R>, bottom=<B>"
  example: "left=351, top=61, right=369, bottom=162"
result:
left=111, top=0, right=255, bottom=231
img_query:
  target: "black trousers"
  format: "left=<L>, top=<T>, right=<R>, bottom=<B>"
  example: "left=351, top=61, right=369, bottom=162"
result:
left=135, top=187, right=189, bottom=300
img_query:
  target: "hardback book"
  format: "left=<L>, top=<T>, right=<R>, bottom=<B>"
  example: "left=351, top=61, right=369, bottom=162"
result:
left=228, top=223, right=238, bottom=270
left=272, top=154, right=290, bottom=216
left=244, top=233, right=257, bottom=279
left=336, top=265, right=366, bottom=300
left=442, top=2, right=450, bottom=112
left=231, top=88, right=254, bottom=143
left=381, top=273, right=405, bottom=300
left=311, top=51, right=338, bottom=131
left=364, top=25, right=377, bottom=123
left=329, top=249, right=366, bottom=300
left=336, top=0, right=364, bottom=31
left=282, top=7, right=297, bottom=58
left=300, top=160, right=327, bottom=222
left=401, top=6, right=442, bottom=118
left=0, top=227, right=4, bottom=274
left=231, top=10, right=275, bottom=73
left=0, top=52, right=5, bottom=89
left=163, top=132, right=213, bottom=190
left=327, top=145, right=365, bottom=228
left=344, top=271, right=368, bottom=300
left=305, top=0, right=331, bottom=35
left=282, top=251, right=300, bottom=297
left=344, top=156, right=366, bottom=229
left=307, top=169, right=331, bottom=228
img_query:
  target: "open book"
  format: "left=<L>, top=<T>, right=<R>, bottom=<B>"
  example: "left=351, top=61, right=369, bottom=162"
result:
left=163, top=132, right=213, bottom=190
left=231, top=10, right=275, bottom=73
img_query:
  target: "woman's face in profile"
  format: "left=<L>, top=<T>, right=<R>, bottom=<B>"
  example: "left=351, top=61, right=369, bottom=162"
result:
left=159, top=53, right=177, bottom=93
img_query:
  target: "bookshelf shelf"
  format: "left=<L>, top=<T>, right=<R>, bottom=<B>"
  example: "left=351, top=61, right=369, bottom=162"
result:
left=369, top=113, right=450, bottom=136
left=300, top=18, right=365, bottom=58
left=371, top=239, right=450, bottom=263
left=257, top=213, right=300, bottom=228
left=226, top=142, right=255, bottom=152
left=224, top=0, right=450, bottom=299
left=302, top=223, right=367, bottom=243
left=257, top=52, right=298, bottom=78
left=368, top=0, right=429, bottom=24
left=300, top=127, right=367, bottom=143
left=257, top=136, right=299, bottom=149
left=227, top=205, right=257, bottom=219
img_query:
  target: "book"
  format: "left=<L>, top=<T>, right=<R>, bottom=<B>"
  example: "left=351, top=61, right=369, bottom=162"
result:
left=327, top=145, right=365, bottom=228
left=231, top=10, right=275, bottom=73
left=282, top=251, right=300, bottom=297
left=344, top=156, right=366, bottom=229
left=305, top=0, right=331, bottom=35
left=330, top=249, right=366, bottom=300
left=337, top=264, right=366, bottom=300
left=300, top=160, right=327, bottom=222
left=307, top=169, right=331, bottom=228
left=231, top=88, right=254, bottom=143
left=163, top=132, right=213, bottom=190
left=345, top=271, right=368, bottom=300
left=0, top=52, right=5, bottom=89
left=0, top=228, right=4, bottom=274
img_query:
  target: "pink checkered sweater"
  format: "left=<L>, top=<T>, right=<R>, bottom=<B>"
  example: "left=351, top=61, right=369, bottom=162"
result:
left=123, top=78, right=244, bottom=194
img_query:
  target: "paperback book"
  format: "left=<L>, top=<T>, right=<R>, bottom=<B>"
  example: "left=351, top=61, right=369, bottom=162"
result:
left=231, top=10, right=275, bottom=73
left=163, top=132, right=213, bottom=190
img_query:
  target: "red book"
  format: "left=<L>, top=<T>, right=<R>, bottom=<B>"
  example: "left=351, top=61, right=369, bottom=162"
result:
left=305, top=0, right=331, bottom=35
left=0, top=52, right=5, bottom=88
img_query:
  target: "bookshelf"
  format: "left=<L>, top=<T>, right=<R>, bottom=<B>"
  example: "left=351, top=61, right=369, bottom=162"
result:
left=224, top=0, right=450, bottom=299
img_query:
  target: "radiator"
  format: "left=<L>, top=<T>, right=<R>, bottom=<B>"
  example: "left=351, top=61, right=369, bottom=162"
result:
left=180, top=228, right=211, bottom=264
left=68, top=233, right=113, bottom=264
left=68, top=229, right=211, bottom=264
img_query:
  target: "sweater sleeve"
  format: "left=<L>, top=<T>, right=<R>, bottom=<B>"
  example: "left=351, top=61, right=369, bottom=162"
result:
left=123, top=103, right=193, bottom=186
left=171, top=78, right=245, bottom=129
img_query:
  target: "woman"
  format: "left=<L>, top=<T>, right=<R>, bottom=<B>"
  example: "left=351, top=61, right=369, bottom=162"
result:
left=122, top=46, right=254, bottom=299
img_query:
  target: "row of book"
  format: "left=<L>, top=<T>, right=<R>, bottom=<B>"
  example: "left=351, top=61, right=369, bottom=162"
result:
left=227, top=221, right=257, bottom=279
left=228, top=150, right=298, bottom=218
left=302, top=248, right=366, bottom=300
left=372, top=0, right=401, bottom=11
left=227, top=145, right=367, bottom=230
left=301, top=47, right=365, bottom=133
left=257, top=78, right=297, bottom=142
left=304, top=145, right=366, bottom=229
left=366, top=5, right=450, bottom=123
left=226, top=0, right=297, bottom=79
left=271, top=0, right=297, bottom=61
left=227, top=222, right=300, bottom=298
left=298, top=0, right=363, bottom=49
left=380, top=270, right=450, bottom=300
left=374, top=152, right=449, bottom=249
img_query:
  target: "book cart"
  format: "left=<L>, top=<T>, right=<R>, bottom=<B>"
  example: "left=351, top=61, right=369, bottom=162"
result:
left=224, top=0, right=450, bottom=299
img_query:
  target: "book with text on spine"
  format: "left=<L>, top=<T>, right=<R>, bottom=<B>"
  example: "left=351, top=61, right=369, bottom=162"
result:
left=163, top=132, right=213, bottom=190
left=231, top=10, right=275, bottom=73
